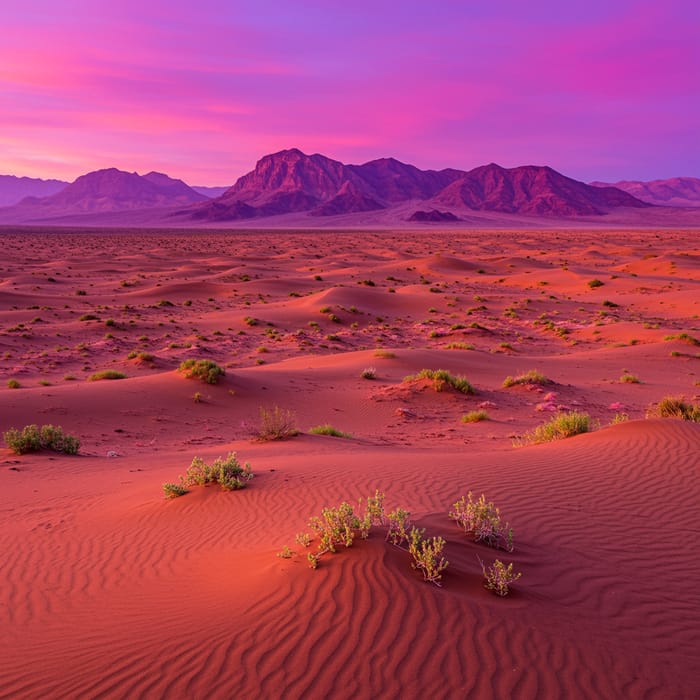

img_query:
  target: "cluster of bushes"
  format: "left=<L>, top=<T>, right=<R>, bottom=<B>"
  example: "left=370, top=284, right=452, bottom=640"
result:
left=177, top=359, right=225, bottom=384
left=162, top=452, right=253, bottom=497
left=403, top=368, right=475, bottom=395
left=647, top=396, right=700, bottom=422
left=3, top=424, right=80, bottom=455
left=278, top=490, right=522, bottom=595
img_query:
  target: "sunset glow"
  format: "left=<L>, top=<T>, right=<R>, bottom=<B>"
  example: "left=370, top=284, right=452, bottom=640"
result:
left=1, top=1, right=698, bottom=184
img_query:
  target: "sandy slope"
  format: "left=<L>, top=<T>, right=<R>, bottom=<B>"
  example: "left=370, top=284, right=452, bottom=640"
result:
left=1, top=229, right=699, bottom=699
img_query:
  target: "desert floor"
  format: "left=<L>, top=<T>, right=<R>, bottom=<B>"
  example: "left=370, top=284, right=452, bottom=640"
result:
left=1, top=228, right=699, bottom=699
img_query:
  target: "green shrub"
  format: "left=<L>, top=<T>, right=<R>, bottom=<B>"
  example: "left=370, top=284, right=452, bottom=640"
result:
left=255, top=405, right=299, bottom=441
left=521, top=411, right=591, bottom=444
left=162, top=483, right=188, bottom=498
left=462, top=410, right=489, bottom=423
left=444, top=342, right=475, bottom=350
left=620, top=373, right=640, bottom=384
left=374, top=350, right=396, bottom=359
left=360, top=367, right=377, bottom=379
left=480, top=558, right=522, bottom=596
left=309, top=424, right=352, bottom=438
left=177, top=359, right=225, bottom=384
left=3, top=424, right=79, bottom=455
left=587, top=279, right=604, bottom=288
left=88, top=370, right=126, bottom=381
left=449, top=492, right=513, bottom=551
left=180, top=452, right=253, bottom=491
left=407, top=527, right=448, bottom=586
left=502, top=369, right=549, bottom=387
left=7, top=379, right=20, bottom=389
left=403, top=368, right=475, bottom=395
left=646, top=396, right=700, bottom=422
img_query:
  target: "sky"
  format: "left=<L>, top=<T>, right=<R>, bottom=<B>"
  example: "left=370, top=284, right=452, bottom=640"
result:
left=1, top=1, right=698, bottom=185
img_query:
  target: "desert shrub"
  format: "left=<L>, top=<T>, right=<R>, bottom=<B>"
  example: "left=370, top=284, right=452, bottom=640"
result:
left=502, top=369, right=549, bottom=387
left=403, top=368, right=475, bottom=395
left=79, top=313, right=100, bottom=321
left=480, top=558, right=522, bottom=596
left=3, top=424, right=79, bottom=455
left=88, top=370, right=126, bottom=381
left=361, top=367, right=377, bottom=379
left=620, top=373, right=640, bottom=384
left=610, top=412, right=629, bottom=425
left=374, top=350, right=396, bottom=359
left=646, top=396, right=700, bottom=422
left=283, top=493, right=449, bottom=584
left=449, top=492, right=513, bottom=551
left=7, top=379, right=20, bottom=389
left=277, top=546, right=294, bottom=559
left=407, top=528, right=449, bottom=586
left=309, top=424, right=352, bottom=438
left=445, top=342, right=475, bottom=350
left=255, top=405, right=299, bottom=441
left=462, top=410, right=489, bottom=423
left=162, top=482, right=188, bottom=498
left=663, top=333, right=699, bottom=346
left=180, top=452, right=253, bottom=491
left=177, top=359, right=225, bottom=384
left=521, top=411, right=591, bottom=444
left=386, top=507, right=412, bottom=546
left=587, top=279, right=604, bottom=288
left=127, top=351, right=154, bottom=362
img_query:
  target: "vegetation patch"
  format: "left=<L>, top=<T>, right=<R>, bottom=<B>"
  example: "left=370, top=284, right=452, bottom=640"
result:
left=3, top=424, right=80, bottom=455
left=461, top=410, right=489, bottom=423
left=480, top=558, right=522, bottom=596
left=646, top=396, right=700, bottom=422
left=403, top=368, right=475, bottom=395
left=449, top=492, right=513, bottom=551
left=502, top=369, right=549, bottom=388
left=170, top=452, right=253, bottom=493
left=255, top=405, right=299, bottom=441
left=519, top=411, right=591, bottom=444
left=88, top=370, right=127, bottom=381
left=309, top=424, right=353, bottom=438
left=177, top=359, right=225, bottom=384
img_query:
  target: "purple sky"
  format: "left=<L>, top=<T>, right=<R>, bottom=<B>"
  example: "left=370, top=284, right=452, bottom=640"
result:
left=1, top=1, right=698, bottom=185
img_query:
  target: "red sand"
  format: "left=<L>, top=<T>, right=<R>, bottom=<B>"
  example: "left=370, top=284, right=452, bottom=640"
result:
left=1, top=228, right=699, bottom=698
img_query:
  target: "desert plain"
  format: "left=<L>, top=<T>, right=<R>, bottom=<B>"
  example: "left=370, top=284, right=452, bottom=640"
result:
left=1, top=226, right=699, bottom=699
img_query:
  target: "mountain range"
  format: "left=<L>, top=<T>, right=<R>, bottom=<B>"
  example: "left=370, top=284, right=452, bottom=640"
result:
left=0, top=149, right=698, bottom=227
left=589, top=177, right=700, bottom=207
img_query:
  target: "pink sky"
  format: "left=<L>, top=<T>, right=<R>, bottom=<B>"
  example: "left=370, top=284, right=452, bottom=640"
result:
left=1, top=1, right=698, bottom=185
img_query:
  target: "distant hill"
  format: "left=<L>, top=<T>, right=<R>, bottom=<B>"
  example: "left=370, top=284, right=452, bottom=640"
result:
left=590, top=177, right=700, bottom=207
left=0, top=174, right=68, bottom=207
left=0, top=168, right=207, bottom=222
left=185, top=148, right=649, bottom=222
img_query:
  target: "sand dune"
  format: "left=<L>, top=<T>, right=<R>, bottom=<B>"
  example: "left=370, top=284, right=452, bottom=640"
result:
left=1, top=228, right=699, bottom=698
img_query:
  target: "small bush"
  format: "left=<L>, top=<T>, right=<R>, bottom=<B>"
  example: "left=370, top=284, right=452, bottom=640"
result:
left=404, top=368, right=475, bottom=395
left=449, top=492, right=513, bottom=551
left=374, top=350, right=396, bottom=359
left=7, top=379, right=20, bottom=389
left=88, top=370, right=126, bottom=381
left=480, top=558, right=522, bottom=596
left=444, top=342, right=475, bottom=350
left=177, top=359, right=225, bottom=384
left=3, top=424, right=80, bottom=455
left=620, top=373, right=639, bottom=384
left=663, top=333, right=699, bottom=346
left=588, top=279, right=604, bottom=288
left=386, top=507, right=412, bottom=546
left=462, top=410, right=489, bottom=423
left=255, top=405, right=299, bottom=441
left=309, top=424, right=352, bottom=438
left=277, top=546, right=294, bottom=559
left=521, top=411, right=591, bottom=444
left=502, top=369, right=549, bottom=388
left=79, top=313, right=99, bottom=321
left=407, top=527, right=449, bottom=586
left=647, top=396, right=700, bottom=422
left=162, top=483, right=188, bottom=498
left=180, top=452, right=253, bottom=491
left=360, top=367, right=377, bottom=379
